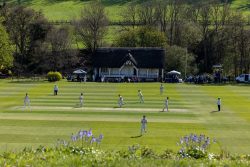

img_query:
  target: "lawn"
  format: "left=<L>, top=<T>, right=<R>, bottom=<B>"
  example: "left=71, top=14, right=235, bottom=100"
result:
left=6, top=0, right=250, bottom=21
left=0, top=79, right=249, bottom=154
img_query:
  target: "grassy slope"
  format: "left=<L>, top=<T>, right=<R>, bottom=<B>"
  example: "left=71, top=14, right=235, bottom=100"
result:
left=0, top=80, right=249, bottom=154
left=7, top=0, right=250, bottom=21
left=6, top=0, right=248, bottom=44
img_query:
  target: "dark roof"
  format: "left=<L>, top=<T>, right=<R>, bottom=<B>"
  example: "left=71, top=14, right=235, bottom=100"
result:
left=93, top=48, right=165, bottom=68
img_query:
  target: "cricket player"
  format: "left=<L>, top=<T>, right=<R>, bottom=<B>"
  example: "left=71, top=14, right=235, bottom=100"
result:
left=79, top=93, right=84, bottom=107
left=141, top=115, right=147, bottom=135
left=138, top=90, right=144, bottom=103
left=54, top=84, right=59, bottom=95
left=163, top=97, right=169, bottom=112
left=24, top=93, right=31, bottom=111
left=160, top=84, right=164, bottom=95
left=118, top=94, right=124, bottom=107
left=217, top=97, right=221, bottom=111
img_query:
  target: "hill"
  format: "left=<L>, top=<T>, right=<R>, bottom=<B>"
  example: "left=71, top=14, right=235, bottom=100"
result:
left=5, top=0, right=250, bottom=21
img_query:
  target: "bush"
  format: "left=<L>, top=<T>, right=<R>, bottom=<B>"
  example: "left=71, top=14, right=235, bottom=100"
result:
left=47, top=71, right=62, bottom=82
left=177, top=133, right=216, bottom=159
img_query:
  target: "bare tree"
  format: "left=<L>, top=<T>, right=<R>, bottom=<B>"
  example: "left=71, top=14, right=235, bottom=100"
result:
left=46, top=27, right=78, bottom=72
left=121, top=3, right=137, bottom=29
left=199, top=2, right=212, bottom=72
left=137, top=1, right=156, bottom=26
left=155, top=0, right=169, bottom=32
left=168, top=0, right=184, bottom=46
left=74, top=1, right=108, bottom=53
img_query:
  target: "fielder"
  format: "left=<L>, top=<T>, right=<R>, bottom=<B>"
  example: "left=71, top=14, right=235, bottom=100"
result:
left=160, top=84, right=164, bottom=95
left=138, top=90, right=144, bottom=103
left=141, top=115, right=147, bottom=135
left=217, top=97, right=221, bottom=111
left=79, top=93, right=84, bottom=107
left=54, top=84, right=59, bottom=95
left=24, top=93, right=31, bottom=111
left=118, top=94, right=124, bottom=107
left=162, top=97, right=169, bottom=112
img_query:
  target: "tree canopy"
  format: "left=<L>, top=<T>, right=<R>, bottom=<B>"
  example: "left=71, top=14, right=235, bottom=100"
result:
left=0, top=21, right=13, bottom=69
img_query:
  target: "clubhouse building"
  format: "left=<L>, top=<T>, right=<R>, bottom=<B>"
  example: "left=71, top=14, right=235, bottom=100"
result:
left=93, top=48, right=165, bottom=82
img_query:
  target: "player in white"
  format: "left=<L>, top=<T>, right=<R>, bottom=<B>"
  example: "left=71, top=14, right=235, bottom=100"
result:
left=79, top=93, right=84, bottom=107
left=141, top=115, right=147, bottom=135
left=160, top=84, right=164, bottom=95
left=162, top=97, right=169, bottom=112
left=54, top=84, right=59, bottom=95
left=118, top=94, right=124, bottom=107
left=217, top=97, right=221, bottom=111
left=24, top=93, right=31, bottom=111
left=138, top=90, right=144, bottom=103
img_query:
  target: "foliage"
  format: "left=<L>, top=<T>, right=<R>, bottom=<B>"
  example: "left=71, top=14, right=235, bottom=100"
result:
left=1, top=5, right=51, bottom=74
left=0, top=143, right=250, bottom=167
left=0, top=20, right=14, bottom=69
left=74, top=1, right=109, bottom=52
left=115, top=27, right=167, bottom=47
left=165, top=45, right=197, bottom=76
left=177, top=133, right=215, bottom=159
left=47, top=71, right=62, bottom=82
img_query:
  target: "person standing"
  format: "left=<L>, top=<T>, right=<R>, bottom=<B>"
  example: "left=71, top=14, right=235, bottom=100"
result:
left=118, top=94, right=124, bottom=107
left=138, top=90, right=144, bottom=103
left=141, top=115, right=147, bottom=135
left=24, top=93, right=31, bottom=111
left=162, top=97, right=169, bottom=112
left=54, top=84, right=59, bottom=95
left=217, top=98, right=221, bottom=111
left=79, top=93, right=84, bottom=107
left=160, top=84, right=164, bottom=95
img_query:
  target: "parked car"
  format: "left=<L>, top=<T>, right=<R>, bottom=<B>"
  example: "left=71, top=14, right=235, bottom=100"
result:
left=235, top=74, right=250, bottom=83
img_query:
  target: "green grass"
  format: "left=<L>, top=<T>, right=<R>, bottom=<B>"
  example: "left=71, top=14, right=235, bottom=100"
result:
left=6, top=0, right=250, bottom=21
left=0, top=79, right=249, bottom=154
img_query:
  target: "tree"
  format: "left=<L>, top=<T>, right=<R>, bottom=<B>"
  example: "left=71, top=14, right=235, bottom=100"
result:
left=155, top=0, right=169, bottom=33
left=137, top=27, right=167, bottom=47
left=165, top=45, right=197, bottom=76
left=137, top=0, right=156, bottom=26
left=74, top=1, right=108, bottom=53
left=46, top=27, right=79, bottom=72
left=115, top=30, right=137, bottom=47
left=0, top=21, right=13, bottom=69
left=3, top=6, right=49, bottom=74
left=121, top=3, right=137, bottom=29
left=115, top=27, right=167, bottom=47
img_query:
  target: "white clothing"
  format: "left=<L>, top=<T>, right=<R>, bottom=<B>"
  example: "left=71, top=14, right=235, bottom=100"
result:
left=24, top=95, right=31, bottom=111
left=160, top=85, right=164, bottom=94
left=217, top=99, right=221, bottom=105
left=165, top=99, right=169, bottom=106
left=141, top=118, right=147, bottom=134
left=79, top=95, right=83, bottom=106
left=54, top=85, right=58, bottom=91
left=118, top=96, right=124, bottom=107
left=163, top=99, right=169, bottom=112
left=138, top=91, right=144, bottom=103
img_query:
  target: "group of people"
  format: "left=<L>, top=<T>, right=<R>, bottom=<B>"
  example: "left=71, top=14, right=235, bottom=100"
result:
left=24, top=83, right=222, bottom=113
left=117, top=84, right=169, bottom=112
left=23, top=83, right=222, bottom=136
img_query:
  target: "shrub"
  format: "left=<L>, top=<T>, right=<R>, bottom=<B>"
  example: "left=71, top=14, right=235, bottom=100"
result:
left=47, top=71, right=62, bottom=82
left=160, top=149, right=175, bottom=159
left=177, top=133, right=216, bottom=159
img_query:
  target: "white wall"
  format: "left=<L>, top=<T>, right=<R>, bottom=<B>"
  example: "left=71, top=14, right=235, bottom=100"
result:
left=97, top=67, right=159, bottom=78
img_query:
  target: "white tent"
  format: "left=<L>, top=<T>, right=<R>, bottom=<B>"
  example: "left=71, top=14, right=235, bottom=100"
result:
left=167, top=70, right=181, bottom=75
left=73, top=69, right=87, bottom=74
